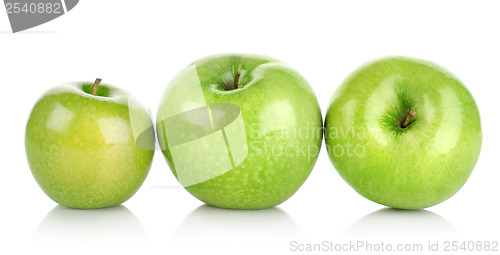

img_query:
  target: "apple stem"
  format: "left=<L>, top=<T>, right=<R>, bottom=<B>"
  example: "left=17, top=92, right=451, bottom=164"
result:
left=92, top=78, right=102, bottom=96
left=401, top=109, right=416, bottom=129
left=233, top=71, right=241, bottom=90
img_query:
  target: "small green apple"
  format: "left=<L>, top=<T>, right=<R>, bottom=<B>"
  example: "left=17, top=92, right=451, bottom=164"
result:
left=157, top=54, right=323, bottom=209
left=325, top=56, right=482, bottom=209
left=26, top=79, right=155, bottom=209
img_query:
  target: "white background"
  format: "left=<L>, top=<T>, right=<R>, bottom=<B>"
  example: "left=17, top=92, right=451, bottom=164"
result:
left=1, top=1, right=499, bottom=254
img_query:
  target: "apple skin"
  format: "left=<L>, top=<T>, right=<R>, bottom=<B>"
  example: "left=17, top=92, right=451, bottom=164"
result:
left=157, top=54, right=322, bottom=209
left=325, top=56, right=482, bottom=210
left=25, top=82, right=155, bottom=209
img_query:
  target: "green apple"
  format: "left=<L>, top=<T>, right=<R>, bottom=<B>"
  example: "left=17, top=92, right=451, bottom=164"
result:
left=325, top=56, right=482, bottom=210
left=157, top=54, right=322, bottom=209
left=26, top=79, right=155, bottom=209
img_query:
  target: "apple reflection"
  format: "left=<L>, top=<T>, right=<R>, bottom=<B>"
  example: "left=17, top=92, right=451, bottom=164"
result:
left=34, top=205, right=145, bottom=243
left=341, top=208, right=458, bottom=240
left=173, top=205, right=302, bottom=241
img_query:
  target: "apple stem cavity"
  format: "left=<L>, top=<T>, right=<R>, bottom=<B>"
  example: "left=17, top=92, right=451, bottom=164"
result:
left=92, top=78, right=102, bottom=96
left=401, top=109, right=416, bottom=129
left=233, top=71, right=241, bottom=90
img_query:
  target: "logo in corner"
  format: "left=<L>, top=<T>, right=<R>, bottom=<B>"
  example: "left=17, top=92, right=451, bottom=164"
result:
left=4, top=0, right=79, bottom=33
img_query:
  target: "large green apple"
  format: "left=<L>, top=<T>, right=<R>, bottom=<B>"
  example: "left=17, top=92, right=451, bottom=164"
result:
left=157, top=54, right=322, bottom=209
left=26, top=79, right=155, bottom=209
left=325, top=56, right=482, bottom=209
